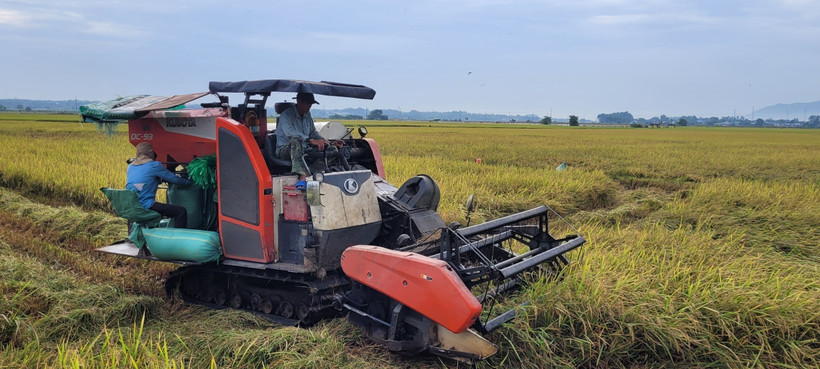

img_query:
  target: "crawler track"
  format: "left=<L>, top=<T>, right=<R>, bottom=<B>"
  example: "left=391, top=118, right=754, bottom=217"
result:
left=165, top=264, right=350, bottom=325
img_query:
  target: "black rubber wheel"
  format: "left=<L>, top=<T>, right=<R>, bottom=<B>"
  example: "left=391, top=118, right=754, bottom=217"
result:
left=278, top=302, right=295, bottom=319
left=297, top=304, right=310, bottom=320
left=260, top=299, right=274, bottom=314
left=213, top=289, right=226, bottom=306
left=230, top=293, right=242, bottom=308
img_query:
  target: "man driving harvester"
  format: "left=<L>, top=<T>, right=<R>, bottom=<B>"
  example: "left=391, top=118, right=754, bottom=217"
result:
left=275, top=92, right=343, bottom=185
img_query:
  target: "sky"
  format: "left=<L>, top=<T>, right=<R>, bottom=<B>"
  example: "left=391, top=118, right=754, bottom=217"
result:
left=1, top=0, right=819, bottom=119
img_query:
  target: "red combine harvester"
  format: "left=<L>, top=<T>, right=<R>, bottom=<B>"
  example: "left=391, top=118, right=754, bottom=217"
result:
left=86, top=79, right=585, bottom=362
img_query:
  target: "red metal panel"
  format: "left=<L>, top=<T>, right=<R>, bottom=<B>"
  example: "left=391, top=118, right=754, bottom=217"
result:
left=363, top=138, right=386, bottom=178
left=128, top=108, right=226, bottom=163
left=282, top=189, right=308, bottom=222
left=341, top=245, right=481, bottom=333
left=215, top=117, right=276, bottom=263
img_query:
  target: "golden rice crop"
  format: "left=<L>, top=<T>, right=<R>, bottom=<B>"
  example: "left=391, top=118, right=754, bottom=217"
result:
left=0, top=114, right=818, bottom=368
left=0, top=120, right=133, bottom=209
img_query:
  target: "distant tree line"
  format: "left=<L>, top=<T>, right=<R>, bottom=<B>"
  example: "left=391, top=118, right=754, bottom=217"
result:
left=0, top=104, right=33, bottom=111
left=597, top=111, right=634, bottom=124
left=0, top=99, right=95, bottom=111
left=329, top=114, right=364, bottom=120
left=633, top=114, right=697, bottom=126
left=367, top=109, right=389, bottom=120
left=315, top=107, right=538, bottom=122
left=809, top=115, right=820, bottom=128
left=590, top=111, right=817, bottom=128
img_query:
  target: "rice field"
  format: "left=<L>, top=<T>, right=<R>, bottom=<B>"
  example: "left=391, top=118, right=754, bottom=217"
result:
left=1, top=113, right=818, bottom=368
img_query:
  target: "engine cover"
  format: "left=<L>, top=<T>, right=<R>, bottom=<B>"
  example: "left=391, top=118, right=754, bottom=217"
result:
left=310, top=170, right=381, bottom=231
left=309, top=170, right=382, bottom=269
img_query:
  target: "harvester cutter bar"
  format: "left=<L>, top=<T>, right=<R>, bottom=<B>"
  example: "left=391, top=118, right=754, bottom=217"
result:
left=341, top=205, right=585, bottom=360
left=428, top=230, right=514, bottom=261
left=457, top=205, right=552, bottom=237
left=497, top=235, right=584, bottom=278
left=428, top=205, right=584, bottom=280
left=420, top=205, right=585, bottom=333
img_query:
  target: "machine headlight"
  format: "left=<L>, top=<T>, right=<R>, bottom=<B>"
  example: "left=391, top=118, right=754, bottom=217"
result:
left=306, top=181, right=322, bottom=206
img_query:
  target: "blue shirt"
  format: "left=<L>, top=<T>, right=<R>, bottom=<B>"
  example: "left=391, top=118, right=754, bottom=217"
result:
left=126, top=161, right=191, bottom=208
left=275, top=105, right=324, bottom=157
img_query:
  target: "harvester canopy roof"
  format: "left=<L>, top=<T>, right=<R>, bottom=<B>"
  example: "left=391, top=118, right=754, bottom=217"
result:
left=208, top=79, right=376, bottom=100
left=80, top=92, right=210, bottom=123
left=79, top=79, right=375, bottom=123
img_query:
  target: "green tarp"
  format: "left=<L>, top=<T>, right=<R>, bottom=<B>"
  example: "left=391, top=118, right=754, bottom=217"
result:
left=80, top=95, right=168, bottom=123
left=143, top=228, right=222, bottom=263
left=100, top=187, right=162, bottom=224
left=167, top=183, right=204, bottom=229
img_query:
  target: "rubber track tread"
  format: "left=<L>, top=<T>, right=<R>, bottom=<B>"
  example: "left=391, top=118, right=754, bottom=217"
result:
left=165, top=264, right=350, bottom=325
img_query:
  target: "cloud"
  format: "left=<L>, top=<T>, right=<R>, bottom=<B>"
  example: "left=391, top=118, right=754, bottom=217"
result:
left=84, top=21, right=147, bottom=38
left=0, top=7, right=83, bottom=28
left=553, top=0, right=668, bottom=9
left=0, top=8, right=31, bottom=26
left=587, top=13, right=654, bottom=25
left=0, top=6, right=147, bottom=39
left=772, top=0, right=820, bottom=18
left=778, top=0, right=816, bottom=7
left=587, top=11, right=722, bottom=27
left=246, top=31, right=407, bottom=55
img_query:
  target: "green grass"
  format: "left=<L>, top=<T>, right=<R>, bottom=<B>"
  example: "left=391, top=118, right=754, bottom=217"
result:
left=0, top=114, right=818, bottom=368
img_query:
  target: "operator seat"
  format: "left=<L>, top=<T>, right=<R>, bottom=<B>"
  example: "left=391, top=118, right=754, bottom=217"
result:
left=262, top=101, right=299, bottom=170
left=274, top=101, right=295, bottom=115
left=263, top=133, right=293, bottom=168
